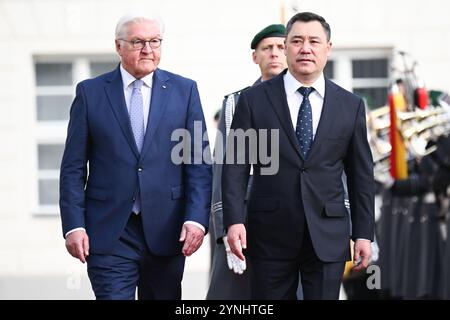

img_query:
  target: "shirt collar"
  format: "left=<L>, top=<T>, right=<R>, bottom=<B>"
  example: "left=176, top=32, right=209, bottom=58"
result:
left=284, top=70, right=325, bottom=99
left=120, top=64, right=154, bottom=90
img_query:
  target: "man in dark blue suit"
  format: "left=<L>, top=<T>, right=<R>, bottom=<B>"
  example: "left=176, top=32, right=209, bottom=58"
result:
left=59, top=13, right=212, bottom=300
left=223, top=12, right=375, bottom=299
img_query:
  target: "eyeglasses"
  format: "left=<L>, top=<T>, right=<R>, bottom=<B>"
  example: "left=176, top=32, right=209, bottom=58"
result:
left=120, top=38, right=163, bottom=50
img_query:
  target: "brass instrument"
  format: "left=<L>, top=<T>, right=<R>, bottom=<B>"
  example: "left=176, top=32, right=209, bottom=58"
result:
left=367, top=106, right=392, bottom=182
left=367, top=104, right=450, bottom=183
left=402, top=106, right=450, bottom=157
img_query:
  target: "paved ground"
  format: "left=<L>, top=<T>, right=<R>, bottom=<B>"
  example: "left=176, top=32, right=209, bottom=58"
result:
left=0, top=235, right=212, bottom=300
left=0, top=271, right=209, bottom=300
left=0, top=234, right=348, bottom=300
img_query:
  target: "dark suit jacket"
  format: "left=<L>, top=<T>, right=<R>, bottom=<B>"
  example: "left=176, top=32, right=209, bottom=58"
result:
left=211, top=82, right=260, bottom=243
left=60, top=66, right=212, bottom=256
left=222, top=70, right=374, bottom=262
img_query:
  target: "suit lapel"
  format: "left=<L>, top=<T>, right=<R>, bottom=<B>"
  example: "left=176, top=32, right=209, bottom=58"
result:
left=264, top=72, right=304, bottom=161
left=104, top=67, right=140, bottom=159
left=307, top=78, right=337, bottom=158
left=140, top=69, right=171, bottom=159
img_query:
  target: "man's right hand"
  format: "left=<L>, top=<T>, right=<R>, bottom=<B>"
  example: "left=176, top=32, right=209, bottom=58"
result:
left=65, top=230, right=89, bottom=263
left=226, top=224, right=247, bottom=261
left=223, top=236, right=246, bottom=274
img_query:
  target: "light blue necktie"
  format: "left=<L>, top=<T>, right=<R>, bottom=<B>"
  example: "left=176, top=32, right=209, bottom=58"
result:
left=130, top=79, right=144, bottom=213
left=295, top=86, right=315, bottom=158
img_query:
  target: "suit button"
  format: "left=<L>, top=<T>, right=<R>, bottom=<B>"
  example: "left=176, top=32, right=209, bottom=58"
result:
left=138, top=167, right=143, bottom=172
left=301, top=168, right=307, bottom=173
left=132, top=197, right=136, bottom=202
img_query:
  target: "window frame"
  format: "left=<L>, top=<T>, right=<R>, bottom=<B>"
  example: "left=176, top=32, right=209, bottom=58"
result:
left=326, top=48, right=393, bottom=109
left=33, top=55, right=118, bottom=215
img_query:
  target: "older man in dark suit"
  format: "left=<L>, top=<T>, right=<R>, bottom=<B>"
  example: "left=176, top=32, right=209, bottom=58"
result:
left=60, top=13, right=212, bottom=300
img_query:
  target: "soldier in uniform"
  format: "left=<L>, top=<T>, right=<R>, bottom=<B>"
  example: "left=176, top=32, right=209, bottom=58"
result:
left=207, top=24, right=287, bottom=299
left=377, top=119, right=450, bottom=299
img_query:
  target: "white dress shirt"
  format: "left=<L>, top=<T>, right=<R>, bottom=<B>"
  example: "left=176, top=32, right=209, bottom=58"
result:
left=65, top=65, right=204, bottom=237
left=120, top=64, right=152, bottom=132
left=283, top=70, right=325, bottom=136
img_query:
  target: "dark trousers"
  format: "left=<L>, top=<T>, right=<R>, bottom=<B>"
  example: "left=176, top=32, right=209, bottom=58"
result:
left=87, top=213, right=185, bottom=300
left=250, top=227, right=345, bottom=300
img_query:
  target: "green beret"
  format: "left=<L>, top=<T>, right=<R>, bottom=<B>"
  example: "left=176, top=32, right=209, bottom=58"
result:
left=250, top=24, right=286, bottom=49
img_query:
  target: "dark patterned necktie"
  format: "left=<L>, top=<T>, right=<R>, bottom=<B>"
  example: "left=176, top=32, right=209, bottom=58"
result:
left=295, top=86, right=315, bottom=158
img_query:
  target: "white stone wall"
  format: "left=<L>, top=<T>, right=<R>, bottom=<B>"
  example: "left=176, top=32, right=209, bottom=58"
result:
left=0, top=0, right=449, bottom=299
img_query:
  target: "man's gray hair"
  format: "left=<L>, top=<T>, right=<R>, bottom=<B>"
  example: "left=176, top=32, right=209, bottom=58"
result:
left=115, top=12, right=165, bottom=39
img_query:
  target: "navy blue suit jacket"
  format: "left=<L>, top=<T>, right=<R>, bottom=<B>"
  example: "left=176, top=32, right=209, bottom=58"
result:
left=60, top=66, right=212, bottom=256
left=222, top=70, right=375, bottom=262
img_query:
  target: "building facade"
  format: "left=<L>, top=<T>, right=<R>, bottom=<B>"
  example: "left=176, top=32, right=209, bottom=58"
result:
left=0, top=0, right=449, bottom=299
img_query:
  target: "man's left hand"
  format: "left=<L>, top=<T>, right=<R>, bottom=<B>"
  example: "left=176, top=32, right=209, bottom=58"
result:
left=353, top=239, right=372, bottom=271
left=179, top=224, right=205, bottom=257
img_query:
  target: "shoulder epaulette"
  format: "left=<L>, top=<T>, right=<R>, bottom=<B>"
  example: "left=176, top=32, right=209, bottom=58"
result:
left=223, top=86, right=251, bottom=99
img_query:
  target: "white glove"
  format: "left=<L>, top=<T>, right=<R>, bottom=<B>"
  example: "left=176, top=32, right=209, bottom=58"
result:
left=223, top=236, right=246, bottom=275
left=377, top=171, right=395, bottom=188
